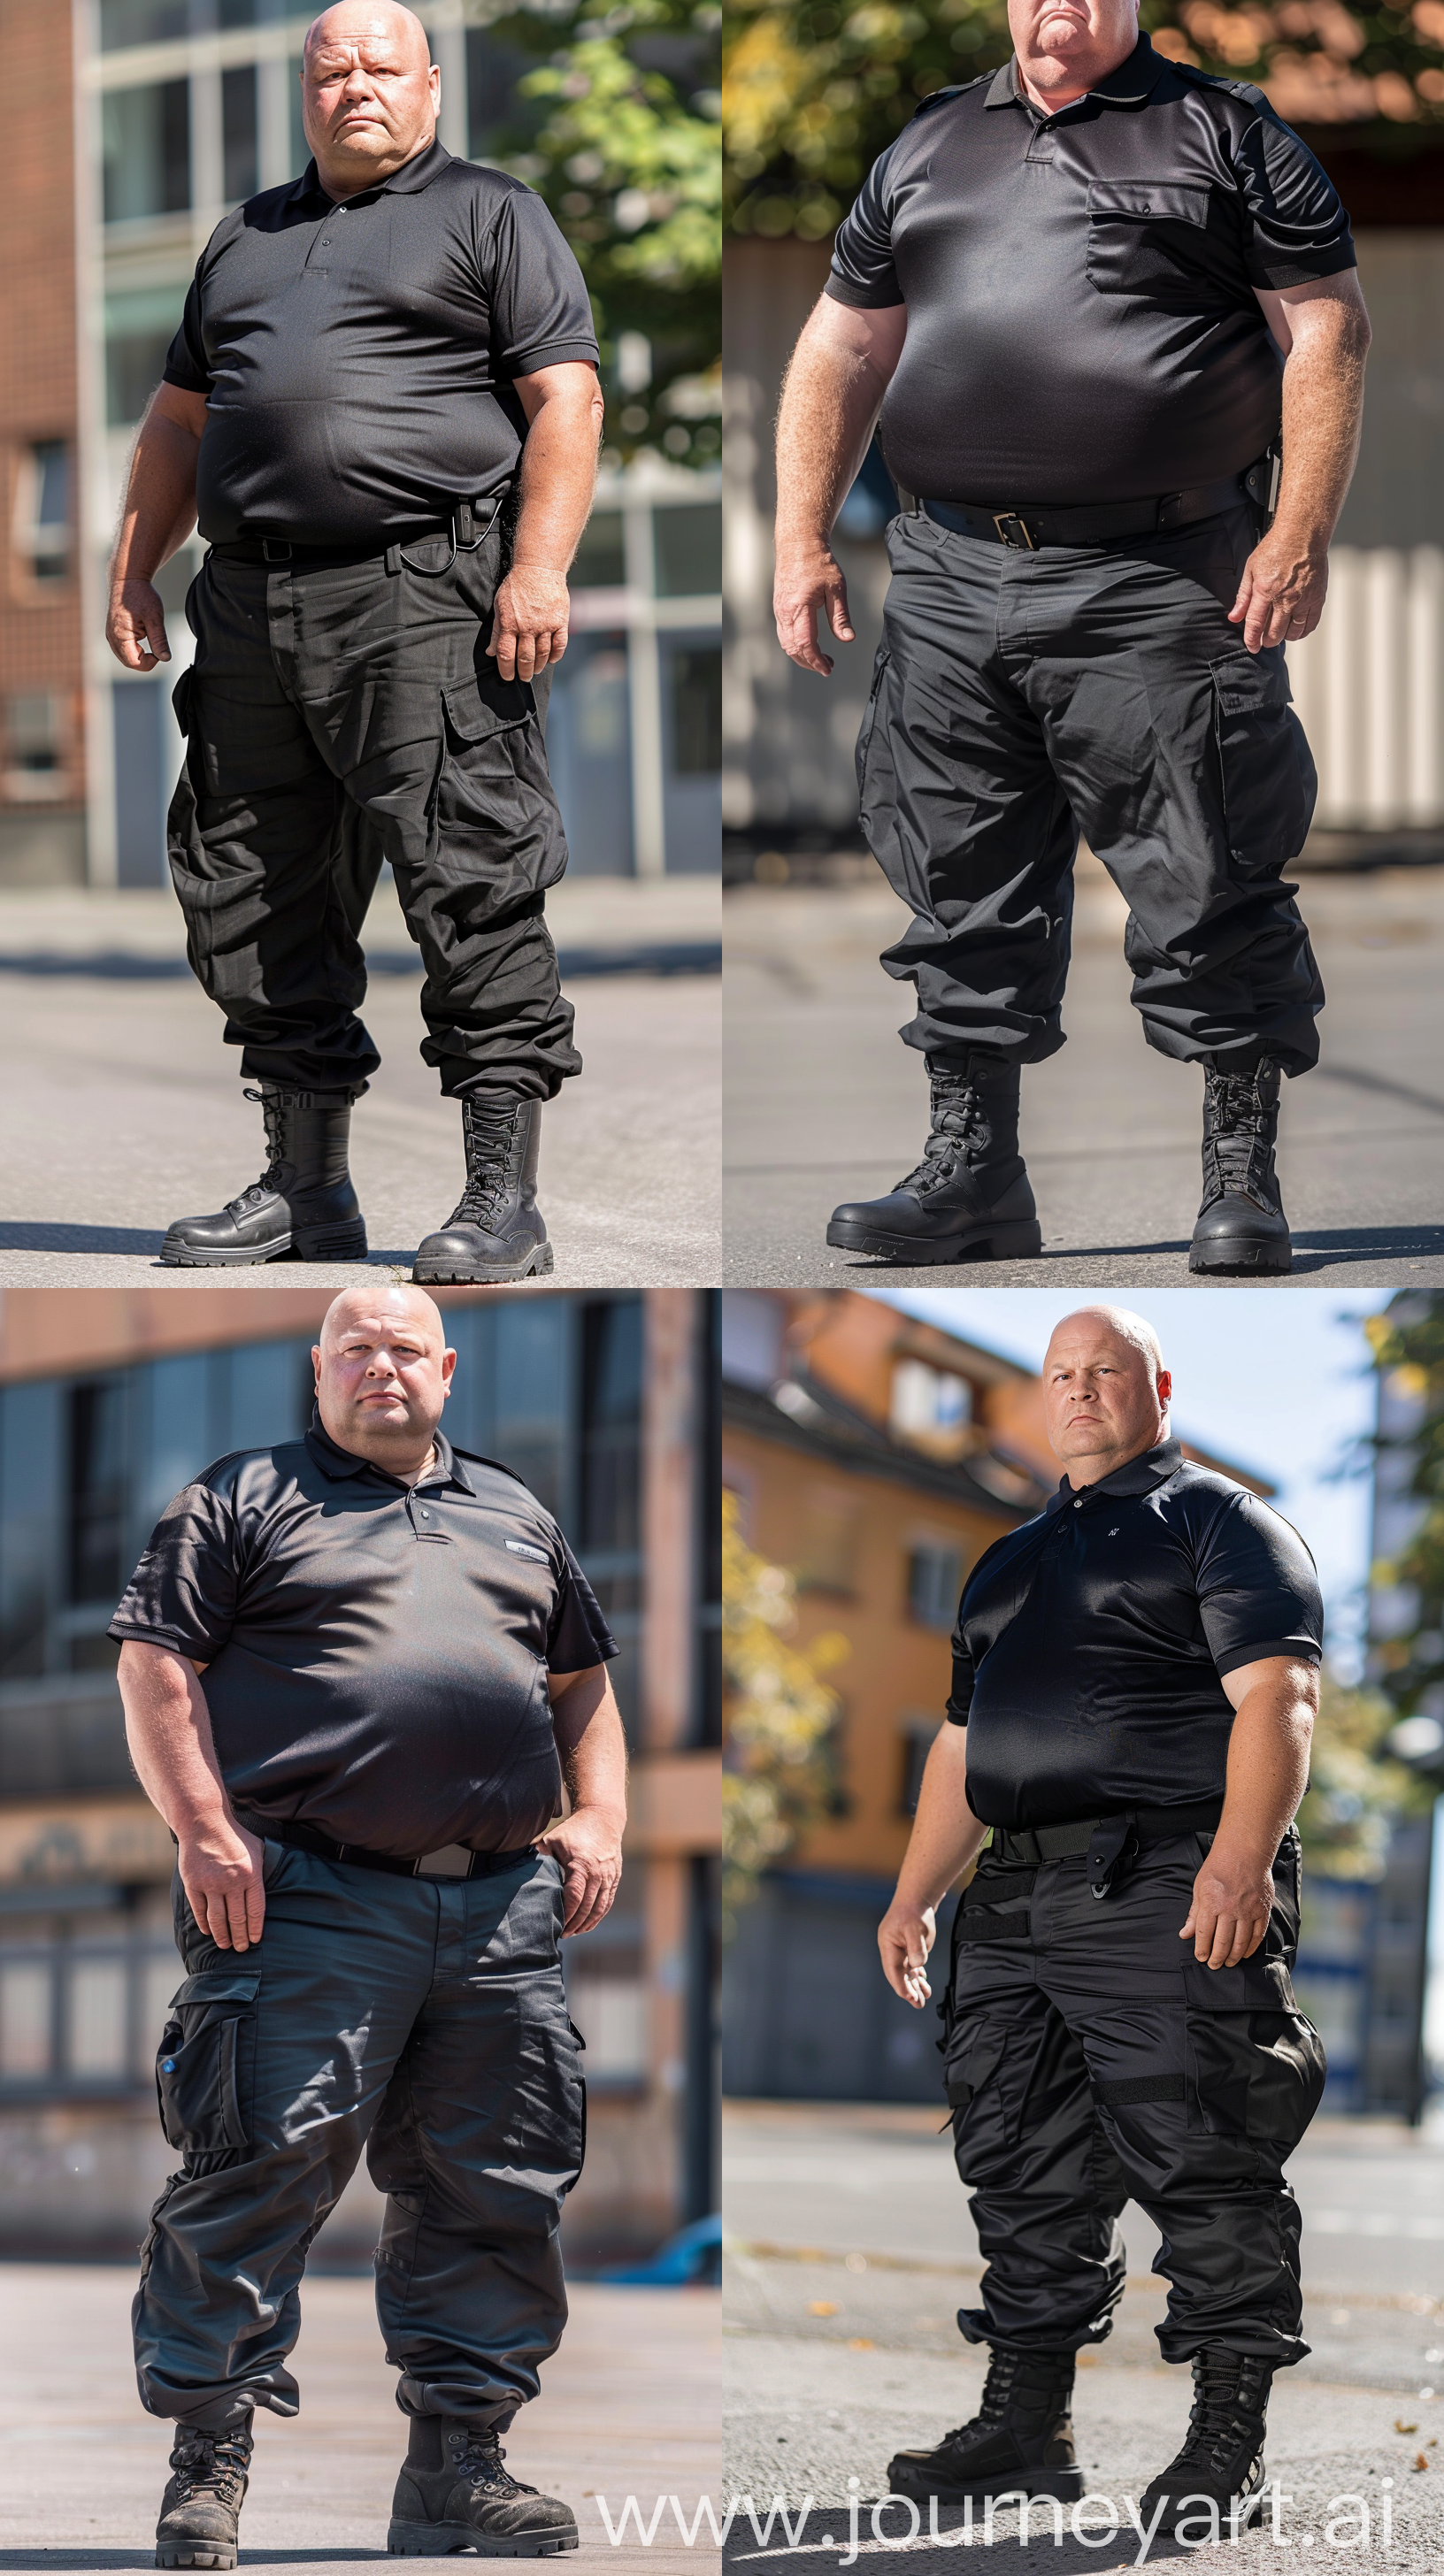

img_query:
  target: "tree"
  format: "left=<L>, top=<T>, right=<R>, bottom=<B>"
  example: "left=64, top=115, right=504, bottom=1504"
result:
left=1295, top=1671, right=1430, bottom=1877
left=486, top=0, right=721, bottom=462
left=722, top=1491, right=849, bottom=1931
left=1363, top=1293, right=1444, bottom=1782
left=724, top=0, right=1444, bottom=239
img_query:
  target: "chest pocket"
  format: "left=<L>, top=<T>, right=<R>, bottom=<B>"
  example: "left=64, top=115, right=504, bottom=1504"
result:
left=1086, top=179, right=1212, bottom=303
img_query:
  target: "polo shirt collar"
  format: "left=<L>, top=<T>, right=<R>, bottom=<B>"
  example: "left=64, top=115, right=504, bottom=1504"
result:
left=310, top=135, right=450, bottom=208
left=985, top=33, right=1163, bottom=113
left=304, top=1410, right=473, bottom=1492
left=1047, top=1435, right=1184, bottom=1511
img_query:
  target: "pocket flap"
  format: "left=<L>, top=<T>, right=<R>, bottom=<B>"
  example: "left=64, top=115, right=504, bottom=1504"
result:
left=1211, top=656, right=1293, bottom=716
left=1087, top=180, right=1209, bottom=226
left=170, top=1970, right=261, bottom=2008
left=944, top=2021, right=1006, bottom=2104
left=171, top=668, right=195, bottom=735
left=442, top=666, right=534, bottom=745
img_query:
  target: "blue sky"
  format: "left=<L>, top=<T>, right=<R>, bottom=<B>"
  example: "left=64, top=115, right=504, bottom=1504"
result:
left=871, top=1289, right=1393, bottom=1680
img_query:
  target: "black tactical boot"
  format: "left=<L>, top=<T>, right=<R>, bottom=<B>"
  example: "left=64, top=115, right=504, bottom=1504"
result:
left=887, top=2346, right=1081, bottom=2504
left=388, top=2419, right=579, bottom=2557
left=826, top=1054, right=1041, bottom=1264
left=411, top=1097, right=553, bottom=1284
left=154, top=2420, right=253, bottom=2570
left=1188, top=1057, right=1291, bottom=1274
left=161, top=1083, right=368, bottom=1266
left=1136, top=2350, right=1273, bottom=2544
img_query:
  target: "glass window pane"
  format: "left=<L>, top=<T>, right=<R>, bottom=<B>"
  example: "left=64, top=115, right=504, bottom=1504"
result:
left=653, top=504, right=721, bottom=600
left=103, top=81, right=191, bottom=223
left=69, top=1959, right=128, bottom=2076
left=0, top=1962, right=52, bottom=2076
left=580, top=1299, right=642, bottom=1554
left=0, top=1384, right=61, bottom=1680
left=104, top=285, right=187, bottom=427
left=289, top=57, right=309, bottom=177
left=668, top=647, right=720, bottom=777
left=140, top=1954, right=180, bottom=2071
left=100, top=0, right=188, bottom=47
left=493, top=1306, right=569, bottom=1518
left=224, top=1340, right=311, bottom=1454
left=68, top=1379, right=129, bottom=1607
left=140, top=1352, right=214, bottom=1538
left=222, top=64, right=258, bottom=203
left=572, top=513, right=626, bottom=589
left=565, top=1973, right=646, bottom=2081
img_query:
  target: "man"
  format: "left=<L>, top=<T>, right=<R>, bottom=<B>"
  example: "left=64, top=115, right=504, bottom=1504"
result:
left=774, top=0, right=1371, bottom=1276
left=876, top=1306, right=1325, bottom=2542
left=111, top=1283, right=626, bottom=2566
left=107, top=2, right=605, bottom=1286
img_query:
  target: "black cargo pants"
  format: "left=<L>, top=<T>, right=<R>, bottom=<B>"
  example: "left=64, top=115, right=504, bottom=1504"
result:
left=858, top=505, right=1324, bottom=1075
left=167, top=523, right=581, bottom=1100
left=942, top=1826, right=1325, bottom=2366
left=134, top=1838, right=584, bottom=2433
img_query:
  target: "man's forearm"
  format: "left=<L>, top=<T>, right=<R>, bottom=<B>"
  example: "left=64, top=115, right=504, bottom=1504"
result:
left=1271, top=312, right=1369, bottom=554
left=119, top=1641, right=232, bottom=1837
left=111, top=412, right=203, bottom=588
left=895, top=1726, right=989, bottom=1910
left=551, top=1671, right=627, bottom=1821
left=775, top=334, right=887, bottom=553
left=511, top=396, right=603, bottom=572
left=1217, top=1675, right=1314, bottom=1862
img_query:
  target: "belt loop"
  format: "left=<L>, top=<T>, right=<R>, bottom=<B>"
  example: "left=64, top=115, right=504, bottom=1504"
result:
left=384, top=542, right=402, bottom=577
left=260, top=537, right=292, bottom=564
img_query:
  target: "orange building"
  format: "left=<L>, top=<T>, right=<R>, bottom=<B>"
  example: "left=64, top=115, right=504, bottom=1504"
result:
left=719, top=1289, right=1271, bottom=2100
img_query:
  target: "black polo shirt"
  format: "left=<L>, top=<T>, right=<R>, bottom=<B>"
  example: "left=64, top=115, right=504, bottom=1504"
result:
left=108, top=1414, right=616, bottom=1859
left=826, top=36, right=1354, bottom=506
left=946, top=1438, right=1322, bottom=1828
left=163, top=140, right=599, bottom=548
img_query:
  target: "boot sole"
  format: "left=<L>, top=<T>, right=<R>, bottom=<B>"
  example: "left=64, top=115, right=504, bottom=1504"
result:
left=887, top=2464, right=1084, bottom=2505
left=1187, top=1238, right=1290, bottom=1275
left=411, top=1243, right=555, bottom=1286
left=825, top=1217, right=1042, bottom=1266
left=159, top=1220, right=369, bottom=1268
left=387, top=2517, right=579, bottom=2557
left=156, top=2549, right=237, bottom=2570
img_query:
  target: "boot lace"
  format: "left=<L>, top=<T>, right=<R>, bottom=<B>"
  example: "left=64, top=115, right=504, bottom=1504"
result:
left=231, top=1085, right=289, bottom=1214
left=941, top=2346, right=1023, bottom=2443
left=1171, top=2352, right=1271, bottom=2474
left=445, top=1100, right=519, bottom=1230
left=1202, top=1066, right=1279, bottom=1209
left=167, top=2426, right=252, bottom=2508
left=450, top=2429, right=537, bottom=2500
left=897, top=1073, right=983, bottom=1198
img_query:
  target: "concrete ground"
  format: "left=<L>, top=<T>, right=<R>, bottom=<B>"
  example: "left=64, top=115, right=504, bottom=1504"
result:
left=0, top=2268, right=720, bottom=2572
left=723, top=2102, right=1444, bottom=2569
left=723, top=861, right=1444, bottom=1289
left=0, top=877, right=719, bottom=1288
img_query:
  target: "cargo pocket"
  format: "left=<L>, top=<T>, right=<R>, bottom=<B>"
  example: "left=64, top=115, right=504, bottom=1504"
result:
left=854, top=649, right=890, bottom=807
left=1211, top=656, right=1317, bottom=872
left=430, top=670, right=565, bottom=910
left=155, top=1969, right=260, bottom=2167
left=507, top=1982, right=587, bottom=2196
left=1182, top=1956, right=1325, bottom=2147
left=1086, top=180, right=1211, bottom=301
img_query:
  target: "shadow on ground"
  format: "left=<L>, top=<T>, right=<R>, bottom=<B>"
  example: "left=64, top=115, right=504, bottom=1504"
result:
left=0, top=946, right=720, bottom=984
left=0, top=1226, right=416, bottom=1264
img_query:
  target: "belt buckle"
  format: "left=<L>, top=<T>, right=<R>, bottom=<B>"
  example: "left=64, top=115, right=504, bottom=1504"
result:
left=261, top=537, right=292, bottom=564
left=993, top=511, right=1037, bottom=551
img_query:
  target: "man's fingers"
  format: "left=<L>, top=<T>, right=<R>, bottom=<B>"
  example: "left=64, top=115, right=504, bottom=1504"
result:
left=1226, top=571, right=1252, bottom=627
left=826, top=578, right=855, bottom=642
left=245, top=1881, right=266, bottom=1944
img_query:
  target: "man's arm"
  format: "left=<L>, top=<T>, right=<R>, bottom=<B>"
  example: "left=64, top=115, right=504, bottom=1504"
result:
left=774, top=295, right=908, bottom=677
left=106, top=382, right=210, bottom=673
left=540, top=1663, right=627, bottom=1936
left=877, top=1721, right=990, bottom=2008
left=1180, top=1654, right=1318, bottom=1970
left=117, top=1637, right=264, bottom=1952
left=488, top=360, right=606, bottom=686
left=1230, top=272, right=1371, bottom=656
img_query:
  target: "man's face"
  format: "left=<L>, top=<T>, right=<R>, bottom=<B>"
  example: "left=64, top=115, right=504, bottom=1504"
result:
left=1041, top=1313, right=1170, bottom=1476
left=1008, top=0, right=1139, bottom=68
left=313, top=1289, right=455, bottom=1467
left=302, top=3, right=438, bottom=181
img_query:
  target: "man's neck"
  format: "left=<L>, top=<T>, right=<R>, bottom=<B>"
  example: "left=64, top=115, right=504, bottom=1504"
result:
left=320, top=1417, right=439, bottom=1486
left=1063, top=1424, right=1168, bottom=1490
left=315, top=130, right=435, bottom=203
left=1016, top=33, right=1137, bottom=116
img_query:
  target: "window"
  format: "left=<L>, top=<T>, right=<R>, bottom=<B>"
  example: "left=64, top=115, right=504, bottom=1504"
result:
left=670, top=647, right=720, bottom=777
left=890, top=1359, right=972, bottom=1445
left=654, top=504, right=721, bottom=600
left=0, top=1962, right=51, bottom=2077
left=4, top=696, right=65, bottom=802
left=100, top=0, right=188, bottom=46
left=68, top=1381, right=128, bottom=1614
left=222, top=64, right=259, bottom=203
left=104, top=80, right=191, bottom=223
left=901, top=1721, right=939, bottom=1818
left=105, top=288, right=186, bottom=426
left=572, top=513, right=626, bottom=589
left=69, top=1959, right=128, bottom=2077
left=13, top=443, right=70, bottom=585
left=796, top=1484, right=861, bottom=1596
left=580, top=1299, right=642, bottom=1558
left=907, top=1542, right=963, bottom=1632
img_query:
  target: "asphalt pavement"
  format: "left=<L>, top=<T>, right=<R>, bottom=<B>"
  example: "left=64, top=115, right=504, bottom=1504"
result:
left=723, top=2101, right=1444, bottom=2569
left=0, top=2266, right=720, bottom=2572
left=0, top=877, right=719, bottom=1288
left=723, top=861, right=1444, bottom=1289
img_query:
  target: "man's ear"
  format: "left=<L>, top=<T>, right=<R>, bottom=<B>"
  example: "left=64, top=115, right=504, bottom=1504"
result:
left=1156, top=1369, right=1172, bottom=1406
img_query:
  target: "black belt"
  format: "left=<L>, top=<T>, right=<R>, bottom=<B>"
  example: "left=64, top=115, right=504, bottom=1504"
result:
left=238, top=1810, right=537, bottom=1881
left=920, top=456, right=1274, bottom=551
left=211, top=494, right=504, bottom=574
left=991, top=1798, right=1225, bottom=1900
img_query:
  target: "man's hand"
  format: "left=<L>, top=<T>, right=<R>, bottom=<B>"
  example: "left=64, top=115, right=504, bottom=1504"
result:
left=1179, top=1837, right=1275, bottom=1970
left=879, top=1895, right=937, bottom=2007
left=177, top=1815, right=265, bottom=1953
left=773, top=543, right=856, bottom=677
left=487, top=564, right=570, bottom=683
left=107, top=577, right=173, bottom=671
left=1227, top=529, right=1328, bottom=655
left=537, top=1805, right=623, bottom=1937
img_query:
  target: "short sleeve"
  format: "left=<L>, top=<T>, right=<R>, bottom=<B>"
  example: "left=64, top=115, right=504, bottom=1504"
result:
left=1235, top=110, right=1356, bottom=290
left=108, top=1481, right=239, bottom=1660
left=481, top=185, right=600, bottom=379
left=826, top=143, right=905, bottom=309
left=547, top=1535, right=618, bottom=1673
left=946, top=1607, right=975, bottom=1725
left=162, top=268, right=213, bottom=395
left=1196, top=1494, right=1324, bottom=1678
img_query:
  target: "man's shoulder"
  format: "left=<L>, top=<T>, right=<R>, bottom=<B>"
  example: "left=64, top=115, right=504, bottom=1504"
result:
left=183, top=1438, right=312, bottom=1503
left=434, top=156, right=549, bottom=220
left=1164, top=55, right=1274, bottom=122
left=201, top=174, right=311, bottom=261
left=907, top=72, right=995, bottom=123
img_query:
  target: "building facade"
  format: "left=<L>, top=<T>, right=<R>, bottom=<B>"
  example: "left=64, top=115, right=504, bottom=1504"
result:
left=0, top=1285, right=721, bottom=2258
left=0, top=0, right=719, bottom=888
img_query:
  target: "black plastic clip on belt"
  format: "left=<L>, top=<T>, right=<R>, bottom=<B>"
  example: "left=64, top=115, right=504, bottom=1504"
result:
left=398, top=493, right=505, bottom=578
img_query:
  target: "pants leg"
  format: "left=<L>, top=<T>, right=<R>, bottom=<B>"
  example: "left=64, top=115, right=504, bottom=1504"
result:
left=276, top=533, right=581, bottom=1104
left=168, top=559, right=383, bottom=1090
left=860, top=512, right=1079, bottom=1066
left=1019, top=507, right=1324, bottom=1074
left=369, top=1854, right=584, bottom=2430
left=134, top=1843, right=434, bottom=2429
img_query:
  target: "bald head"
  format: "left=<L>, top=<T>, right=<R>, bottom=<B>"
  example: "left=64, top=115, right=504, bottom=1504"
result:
left=312, top=1285, right=456, bottom=1483
left=1041, top=1305, right=1172, bottom=1489
left=301, top=1, right=438, bottom=198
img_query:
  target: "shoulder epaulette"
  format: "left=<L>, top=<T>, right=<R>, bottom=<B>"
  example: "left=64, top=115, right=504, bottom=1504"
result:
left=909, top=74, right=990, bottom=120
left=1169, top=58, right=1270, bottom=111
left=452, top=1446, right=540, bottom=1497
